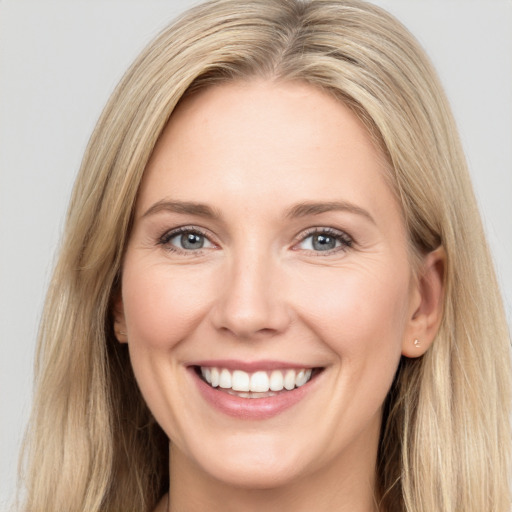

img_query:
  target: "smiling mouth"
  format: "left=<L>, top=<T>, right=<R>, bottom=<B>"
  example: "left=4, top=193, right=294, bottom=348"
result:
left=194, top=366, right=322, bottom=399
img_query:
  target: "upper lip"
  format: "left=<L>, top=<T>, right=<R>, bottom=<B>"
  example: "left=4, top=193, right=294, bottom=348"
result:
left=187, top=359, right=320, bottom=372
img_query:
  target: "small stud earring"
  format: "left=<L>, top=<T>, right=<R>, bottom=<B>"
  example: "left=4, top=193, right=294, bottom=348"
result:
left=117, top=330, right=127, bottom=336
left=414, top=339, right=420, bottom=348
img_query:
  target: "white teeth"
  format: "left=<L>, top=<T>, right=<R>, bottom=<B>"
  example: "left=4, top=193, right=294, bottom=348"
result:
left=201, top=367, right=212, bottom=384
left=210, top=367, right=220, bottom=387
left=296, top=369, right=312, bottom=387
left=295, top=369, right=307, bottom=387
left=269, top=370, right=284, bottom=391
left=250, top=371, right=270, bottom=392
left=231, top=370, right=250, bottom=392
left=284, top=369, right=296, bottom=390
left=199, top=366, right=315, bottom=393
left=219, top=368, right=232, bottom=389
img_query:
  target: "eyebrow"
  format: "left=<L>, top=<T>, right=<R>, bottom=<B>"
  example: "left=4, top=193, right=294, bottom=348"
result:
left=141, top=199, right=375, bottom=224
left=141, top=200, right=221, bottom=220
left=285, top=201, right=375, bottom=224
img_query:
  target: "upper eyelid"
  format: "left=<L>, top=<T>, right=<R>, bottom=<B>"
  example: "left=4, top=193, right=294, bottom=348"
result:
left=292, top=226, right=354, bottom=253
left=157, top=225, right=353, bottom=249
left=158, top=225, right=218, bottom=251
left=294, top=226, right=353, bottom=242
left=160, top=225, right=214, bottom=241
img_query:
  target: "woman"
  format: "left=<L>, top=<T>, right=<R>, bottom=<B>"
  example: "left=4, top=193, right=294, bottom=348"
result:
left=19, top=0, right=511, bottom=511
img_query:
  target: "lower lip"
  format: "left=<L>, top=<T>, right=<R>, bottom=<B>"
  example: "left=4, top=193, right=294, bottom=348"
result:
left=190, top=368, right=319, bottom=420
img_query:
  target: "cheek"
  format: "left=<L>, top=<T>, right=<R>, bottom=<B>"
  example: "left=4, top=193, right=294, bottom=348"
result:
left=121, top=261, right=214, bottom=350
left=291, top=261, right=411, bottom=359
left=120, top=260, right=217, bottom=436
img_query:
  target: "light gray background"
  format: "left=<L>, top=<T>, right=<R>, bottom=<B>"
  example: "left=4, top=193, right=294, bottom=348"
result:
left=1, top=0, right=511, bottom=508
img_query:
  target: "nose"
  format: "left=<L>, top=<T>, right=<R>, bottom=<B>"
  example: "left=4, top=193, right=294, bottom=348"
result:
left=211, top=249, right=291, bottom=339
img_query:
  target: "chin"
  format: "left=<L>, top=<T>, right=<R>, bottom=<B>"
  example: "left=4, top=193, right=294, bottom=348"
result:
left=181, top=434, right=310, bottom=490
left=202, top=456, right=303, bottom=490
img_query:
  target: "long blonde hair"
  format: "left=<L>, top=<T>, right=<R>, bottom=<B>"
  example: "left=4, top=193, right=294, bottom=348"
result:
left=20, top=1, right=511, bottom=511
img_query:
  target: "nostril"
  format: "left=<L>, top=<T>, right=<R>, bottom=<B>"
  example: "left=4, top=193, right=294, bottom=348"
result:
left=210, top=269, right=291, bottom=338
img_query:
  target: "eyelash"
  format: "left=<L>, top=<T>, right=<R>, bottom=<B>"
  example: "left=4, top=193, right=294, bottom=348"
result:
left=293, top=227, right=353, bottom=256
left=158, top=226, right=215, bottom=256
left=157, top=226, right=353, bottom=256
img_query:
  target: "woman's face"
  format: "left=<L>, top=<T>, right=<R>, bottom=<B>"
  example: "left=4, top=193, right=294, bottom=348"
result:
left=115, top=81, right=427, bottom=490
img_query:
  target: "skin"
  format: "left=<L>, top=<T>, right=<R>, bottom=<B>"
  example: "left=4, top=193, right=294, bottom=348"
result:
left=114, top=80, right=444, bottom=512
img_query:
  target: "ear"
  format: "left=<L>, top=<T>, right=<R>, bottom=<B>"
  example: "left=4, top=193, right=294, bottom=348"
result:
left=112, top=292, right=128, bottom=343
left=402, top=246, right=446, bottom=358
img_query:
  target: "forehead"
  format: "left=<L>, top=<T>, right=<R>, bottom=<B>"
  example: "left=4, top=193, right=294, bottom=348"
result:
left=137, top=80, right=400, bottom=227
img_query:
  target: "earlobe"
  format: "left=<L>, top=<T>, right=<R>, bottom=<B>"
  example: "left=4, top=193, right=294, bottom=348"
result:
left=112, top=293, right=128, bottom=343
left=402, top=246, right=446, bottom=358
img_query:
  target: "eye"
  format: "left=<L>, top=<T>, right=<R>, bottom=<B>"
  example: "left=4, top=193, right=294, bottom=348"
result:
left=159, top=227, right=215, bottom=253
left=296, top=228, right=352, bottom=253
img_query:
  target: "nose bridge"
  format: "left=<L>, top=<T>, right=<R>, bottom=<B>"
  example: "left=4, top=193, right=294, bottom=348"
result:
left=213, top=239, right=289, bottom=338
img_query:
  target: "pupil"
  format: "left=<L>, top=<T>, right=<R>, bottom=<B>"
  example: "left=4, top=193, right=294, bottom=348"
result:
left=313, top=234, right=336, bottom=251
left=181, top=233, right=203, bottom=250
